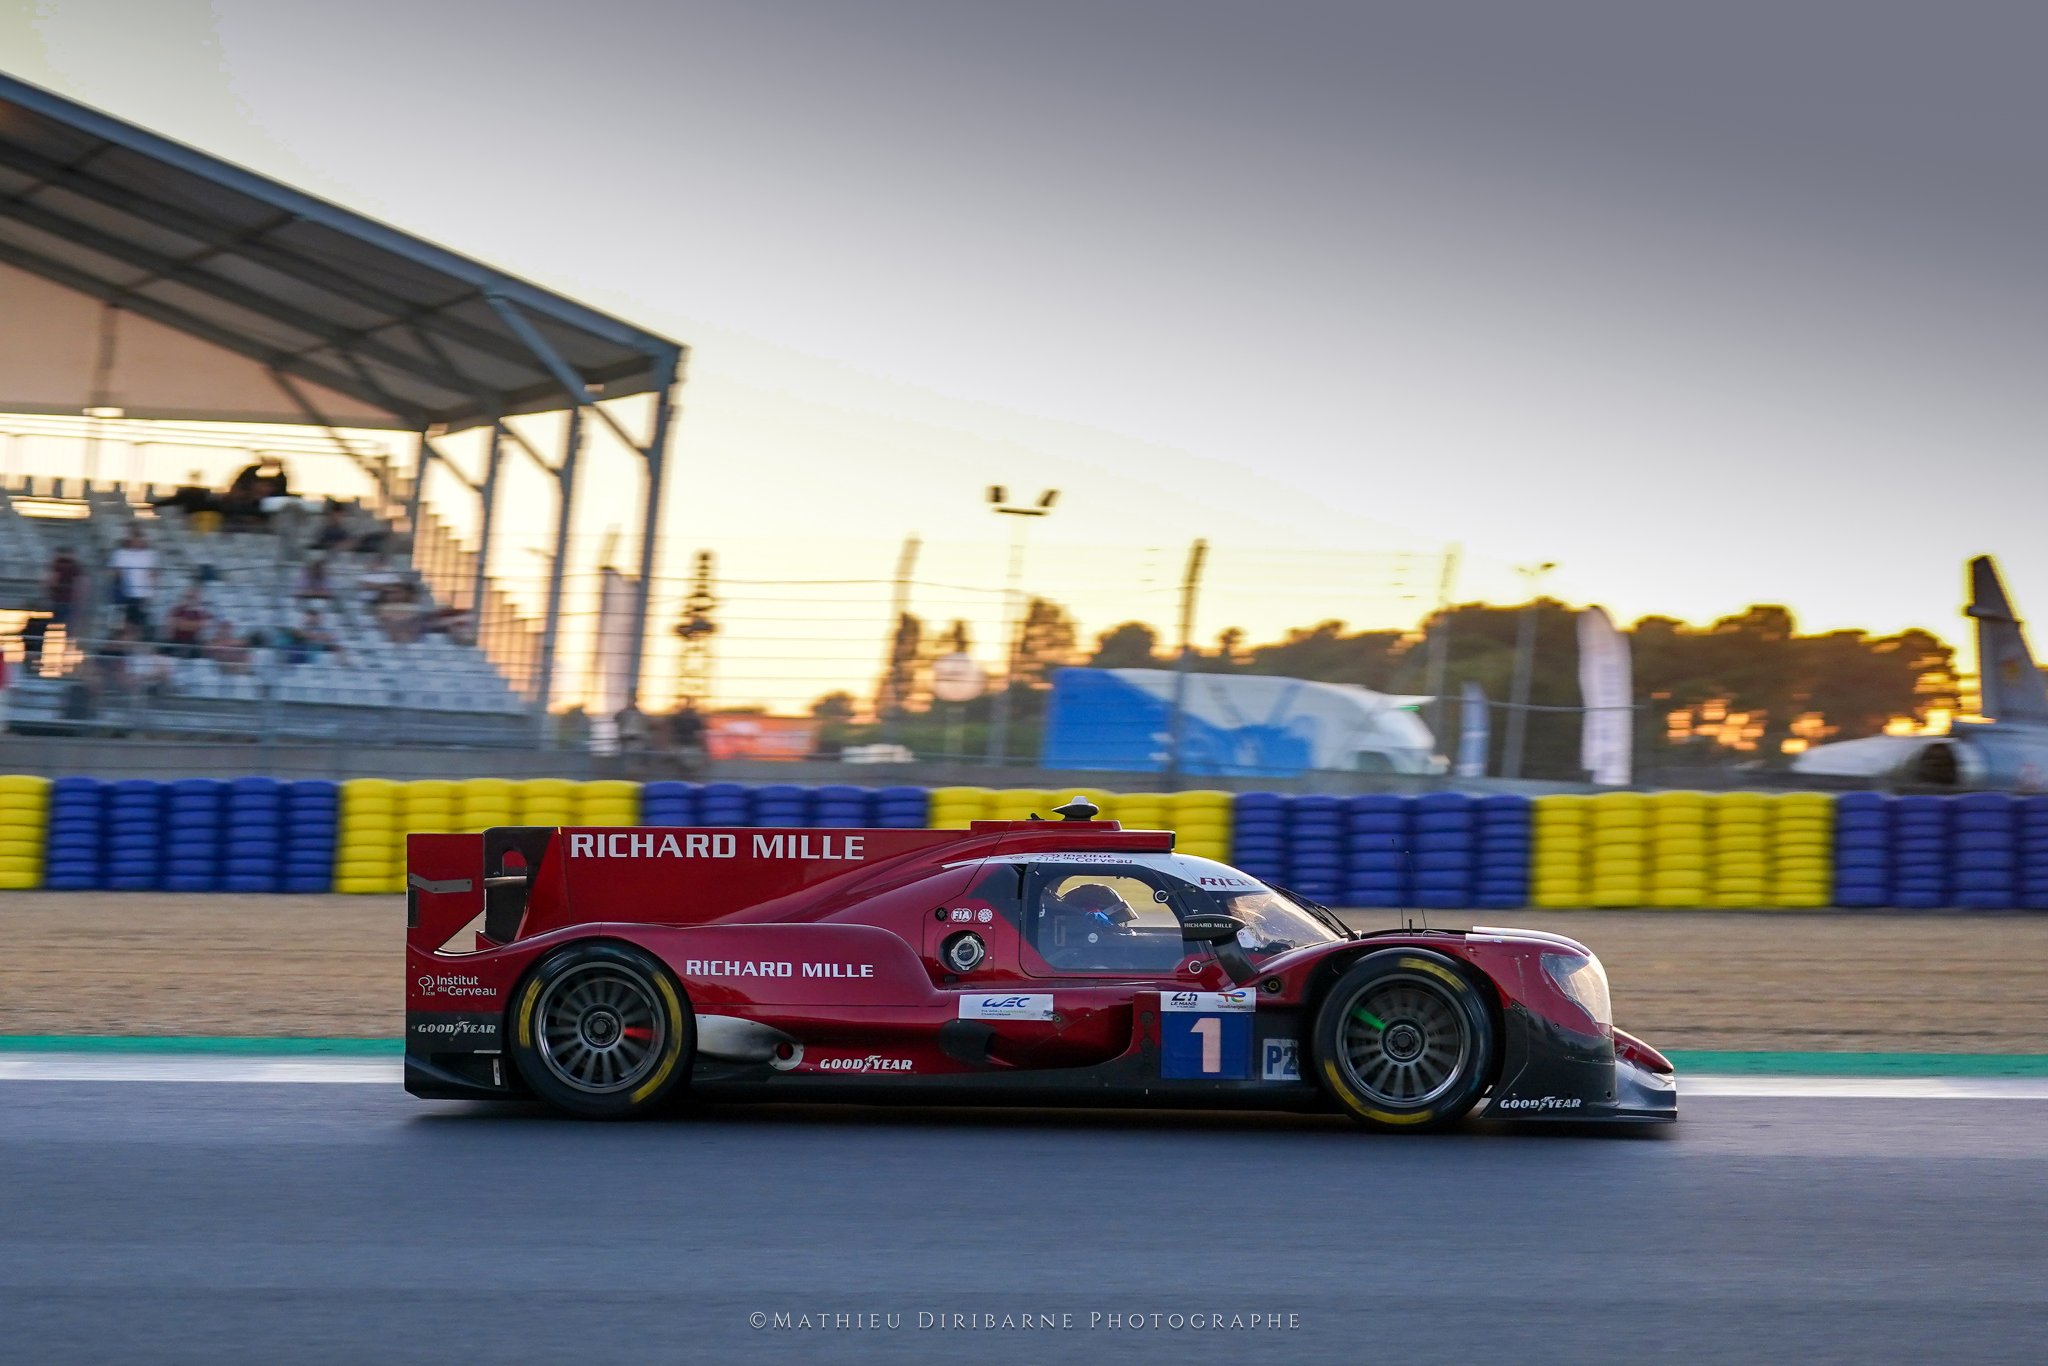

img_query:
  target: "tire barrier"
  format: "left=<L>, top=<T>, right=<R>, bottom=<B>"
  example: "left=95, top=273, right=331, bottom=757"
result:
left=0, top=774, right=50, bottom=892
left=1474, top=794, right=1531, bottom=911
left=9, top=776, right=2048, bottom=908
left=1342, top=794, right=1409, bottom=909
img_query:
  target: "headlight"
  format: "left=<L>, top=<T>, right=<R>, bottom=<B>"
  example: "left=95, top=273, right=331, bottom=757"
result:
left=1542, top=952, right=1612, bottom=1029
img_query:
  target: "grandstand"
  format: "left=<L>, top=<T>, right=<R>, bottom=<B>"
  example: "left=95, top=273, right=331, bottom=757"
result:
left=0, top=72, right=686, bottom=743
left=1, top=478, right=530, bottom=743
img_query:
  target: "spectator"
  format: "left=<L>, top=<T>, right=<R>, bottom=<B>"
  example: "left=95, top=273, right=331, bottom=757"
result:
left=17, top=610, right=51, bottom=676
left=301, top=605, right=340, bottom=656
left=669, top=700, right=708, bottom=777
left=102, top=623, right=171, bottom=699
left=615, top=702, right=651, bottom=775
left=222, top=458, right=289, bottom=528
left=373, top=579, right=425, bottom=644
left=108, top=527, right=158, bottom=629
left=43, top=546, right=83, bottom=631
left=296, top=551, right=333, bottom=601
left=203, top=620, right=251, bottom=675
left=149, top=470, right=223, bottom=518
left=163, top=588, right=209, bottom=659
left=312, top=503, right=353, bottom=553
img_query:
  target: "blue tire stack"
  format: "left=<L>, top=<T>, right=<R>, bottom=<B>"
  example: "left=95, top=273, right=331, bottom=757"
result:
left=106, top=779, right=165, bottom=890
left=2018, top=796, right=2048, bottom=911
left=1891, top=794, right=1950, bottom=909
left=1411, top=791, right=1476, bottom=910
left=1473, top=794, right=1532, bottom=910
left=1342, top=795, right=1409, bottom=908
left=811, top=785, right=872, bottom=828
left=280, top=780, right=337, bottom=892
left=1283, top=795, right=1345, bottom=904
left=1951, top=792, right=2018, bottom=910
left=873, top=786, right=931, bottom=829
left=1229, top=793, right=1288, bottom=885
left=640, top=782, right=699, bottom=827
left=208, top=777, right=281, bottom=892
left=753, top=784, right=810, bottom=827
left=1831, top=793, right=1892, bottom=908
left=44, top=777, right=105, bottom=890
left=164, top=778, right=225, bottom=891
left=697, top=783, right=750, bottom=826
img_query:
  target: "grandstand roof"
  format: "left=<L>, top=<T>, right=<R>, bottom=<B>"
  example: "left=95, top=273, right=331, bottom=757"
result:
left=0, top=72, right=682, bottom=432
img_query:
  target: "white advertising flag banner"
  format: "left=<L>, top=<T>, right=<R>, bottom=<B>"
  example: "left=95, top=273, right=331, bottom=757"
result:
left=1577, top=607, right=1633, bottom=786
left=1456, top=681, right=1490, bottom=778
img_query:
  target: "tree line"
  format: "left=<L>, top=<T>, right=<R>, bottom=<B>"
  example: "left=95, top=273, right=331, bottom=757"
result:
left=811, top=598, right=1961, bottom=776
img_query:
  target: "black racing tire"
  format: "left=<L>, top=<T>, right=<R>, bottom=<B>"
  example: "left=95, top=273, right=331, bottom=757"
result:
left=508, top=941, right=693, bottom=1120
left=1310, top=949, right=1496, bottom=1132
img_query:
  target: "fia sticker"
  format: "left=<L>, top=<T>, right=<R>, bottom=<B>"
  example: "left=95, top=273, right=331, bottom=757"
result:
left=949, top=908, right=974, bottom=922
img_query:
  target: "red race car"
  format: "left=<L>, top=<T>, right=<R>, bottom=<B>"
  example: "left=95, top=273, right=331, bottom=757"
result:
left=404, top=799, right=1677, bottom=1129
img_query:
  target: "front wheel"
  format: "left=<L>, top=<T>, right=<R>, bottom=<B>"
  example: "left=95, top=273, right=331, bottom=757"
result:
left=508, top=942, right=693, bottom=1119
left=1311, top=950, right=1496, bottom=1131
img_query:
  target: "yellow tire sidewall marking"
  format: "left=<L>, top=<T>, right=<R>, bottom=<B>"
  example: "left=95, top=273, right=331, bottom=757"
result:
left=631, top=974, right=686, bottom=1104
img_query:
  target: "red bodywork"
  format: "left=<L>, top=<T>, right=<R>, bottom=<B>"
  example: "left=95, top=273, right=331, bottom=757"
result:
left=404, top=820, right=1676, bottom=1120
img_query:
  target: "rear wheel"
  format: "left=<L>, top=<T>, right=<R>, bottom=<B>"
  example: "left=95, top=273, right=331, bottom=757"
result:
left=1311, top=950, right=1495, bottom=1131
left=509, top=942, right=692, bottom=1119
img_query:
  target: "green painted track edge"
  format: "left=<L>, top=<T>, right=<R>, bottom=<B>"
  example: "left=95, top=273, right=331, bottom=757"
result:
left=3, top=1036, right=2047, bottom=1074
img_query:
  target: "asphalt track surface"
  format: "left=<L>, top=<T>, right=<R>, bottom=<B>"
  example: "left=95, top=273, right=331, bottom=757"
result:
left=2, top=1079, right=2044, bottom=1365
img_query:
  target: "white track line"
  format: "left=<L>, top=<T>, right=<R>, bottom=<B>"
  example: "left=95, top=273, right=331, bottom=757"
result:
left=0, top=1055, right=398, bottom=1083
left=1685, top=1075, right=2048, bottom=1100
left=1, top=1054, right=2047, bottom=1099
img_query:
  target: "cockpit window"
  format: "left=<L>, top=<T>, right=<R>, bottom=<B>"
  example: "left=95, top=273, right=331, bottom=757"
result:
left=1025, top=867, right=1187, bottom=974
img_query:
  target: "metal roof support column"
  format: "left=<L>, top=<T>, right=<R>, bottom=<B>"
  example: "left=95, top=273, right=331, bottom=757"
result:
left=625, top=368, right=680, bottom=708
left=470, top=420, right=504, bottom=616
left=406, top=432, right=432, bottom=536
left=533, top=406, right=583, bottom=744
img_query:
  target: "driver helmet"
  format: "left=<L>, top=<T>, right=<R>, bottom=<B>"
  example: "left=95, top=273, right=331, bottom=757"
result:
left=1054, top=880, right=1136, bottom=928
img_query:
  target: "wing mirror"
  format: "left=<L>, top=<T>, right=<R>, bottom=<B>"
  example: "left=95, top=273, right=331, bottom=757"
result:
left=1180, top=914, right=1244, bottom=944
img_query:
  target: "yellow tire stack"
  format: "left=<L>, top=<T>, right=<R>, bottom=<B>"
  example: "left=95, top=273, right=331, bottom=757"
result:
left=1530, top=795, right=1589, bottom=907
left=987, top=788, right=1055, bottom=821
left=576, top=780, right=641, bottom=826
left=928, top=786, right=990, bottom=829
left=0, top=774, right=51, bottom=890
left=1101, top=791, right=1167, bottom=832
left=1164, top=790, right=1233, bottom=861
left=1708, top=792, right=1770, bottom=907
left=456, top=778, right=516, bottom=833
left=1769, top=793, right=1834, bottom=907
left=1587, top=792, right=1649, bottom=907
left=1645, top=791, right=1710, bottom=908
left=398, top=780, right=458, bottom=834
left=516, top=778, right=575, bottom=827
left=335, top=778, right=402, bottom=894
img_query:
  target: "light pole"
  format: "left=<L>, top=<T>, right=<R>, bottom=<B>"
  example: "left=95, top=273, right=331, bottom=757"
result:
left=1500, top=560, right=1557, bottom=781
left=984, top=485, right=1058, bottom=764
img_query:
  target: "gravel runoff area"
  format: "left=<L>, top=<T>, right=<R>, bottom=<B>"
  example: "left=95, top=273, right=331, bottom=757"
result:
left=2, top=893, right=2045, bottom=1051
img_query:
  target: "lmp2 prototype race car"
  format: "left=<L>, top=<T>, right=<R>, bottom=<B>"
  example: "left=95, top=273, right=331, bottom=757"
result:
left=404, top=799, right=1677, bottom=1129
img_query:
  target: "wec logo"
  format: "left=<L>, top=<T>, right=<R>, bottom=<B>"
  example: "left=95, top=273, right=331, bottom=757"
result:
left=958, top=994, right=1056, bottom=1022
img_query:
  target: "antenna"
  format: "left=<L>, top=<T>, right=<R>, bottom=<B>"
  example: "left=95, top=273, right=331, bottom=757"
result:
left=673, top=549, right=717, bottom=709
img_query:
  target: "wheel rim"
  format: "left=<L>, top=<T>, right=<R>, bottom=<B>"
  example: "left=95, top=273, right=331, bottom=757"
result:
left=535, top=963, right=666, bottom=1095
left=1337, top=975, right=1469, bottom=1108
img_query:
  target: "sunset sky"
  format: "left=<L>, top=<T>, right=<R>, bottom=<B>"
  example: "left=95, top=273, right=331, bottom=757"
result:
left=6, top=1, right=2046, bottom=709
